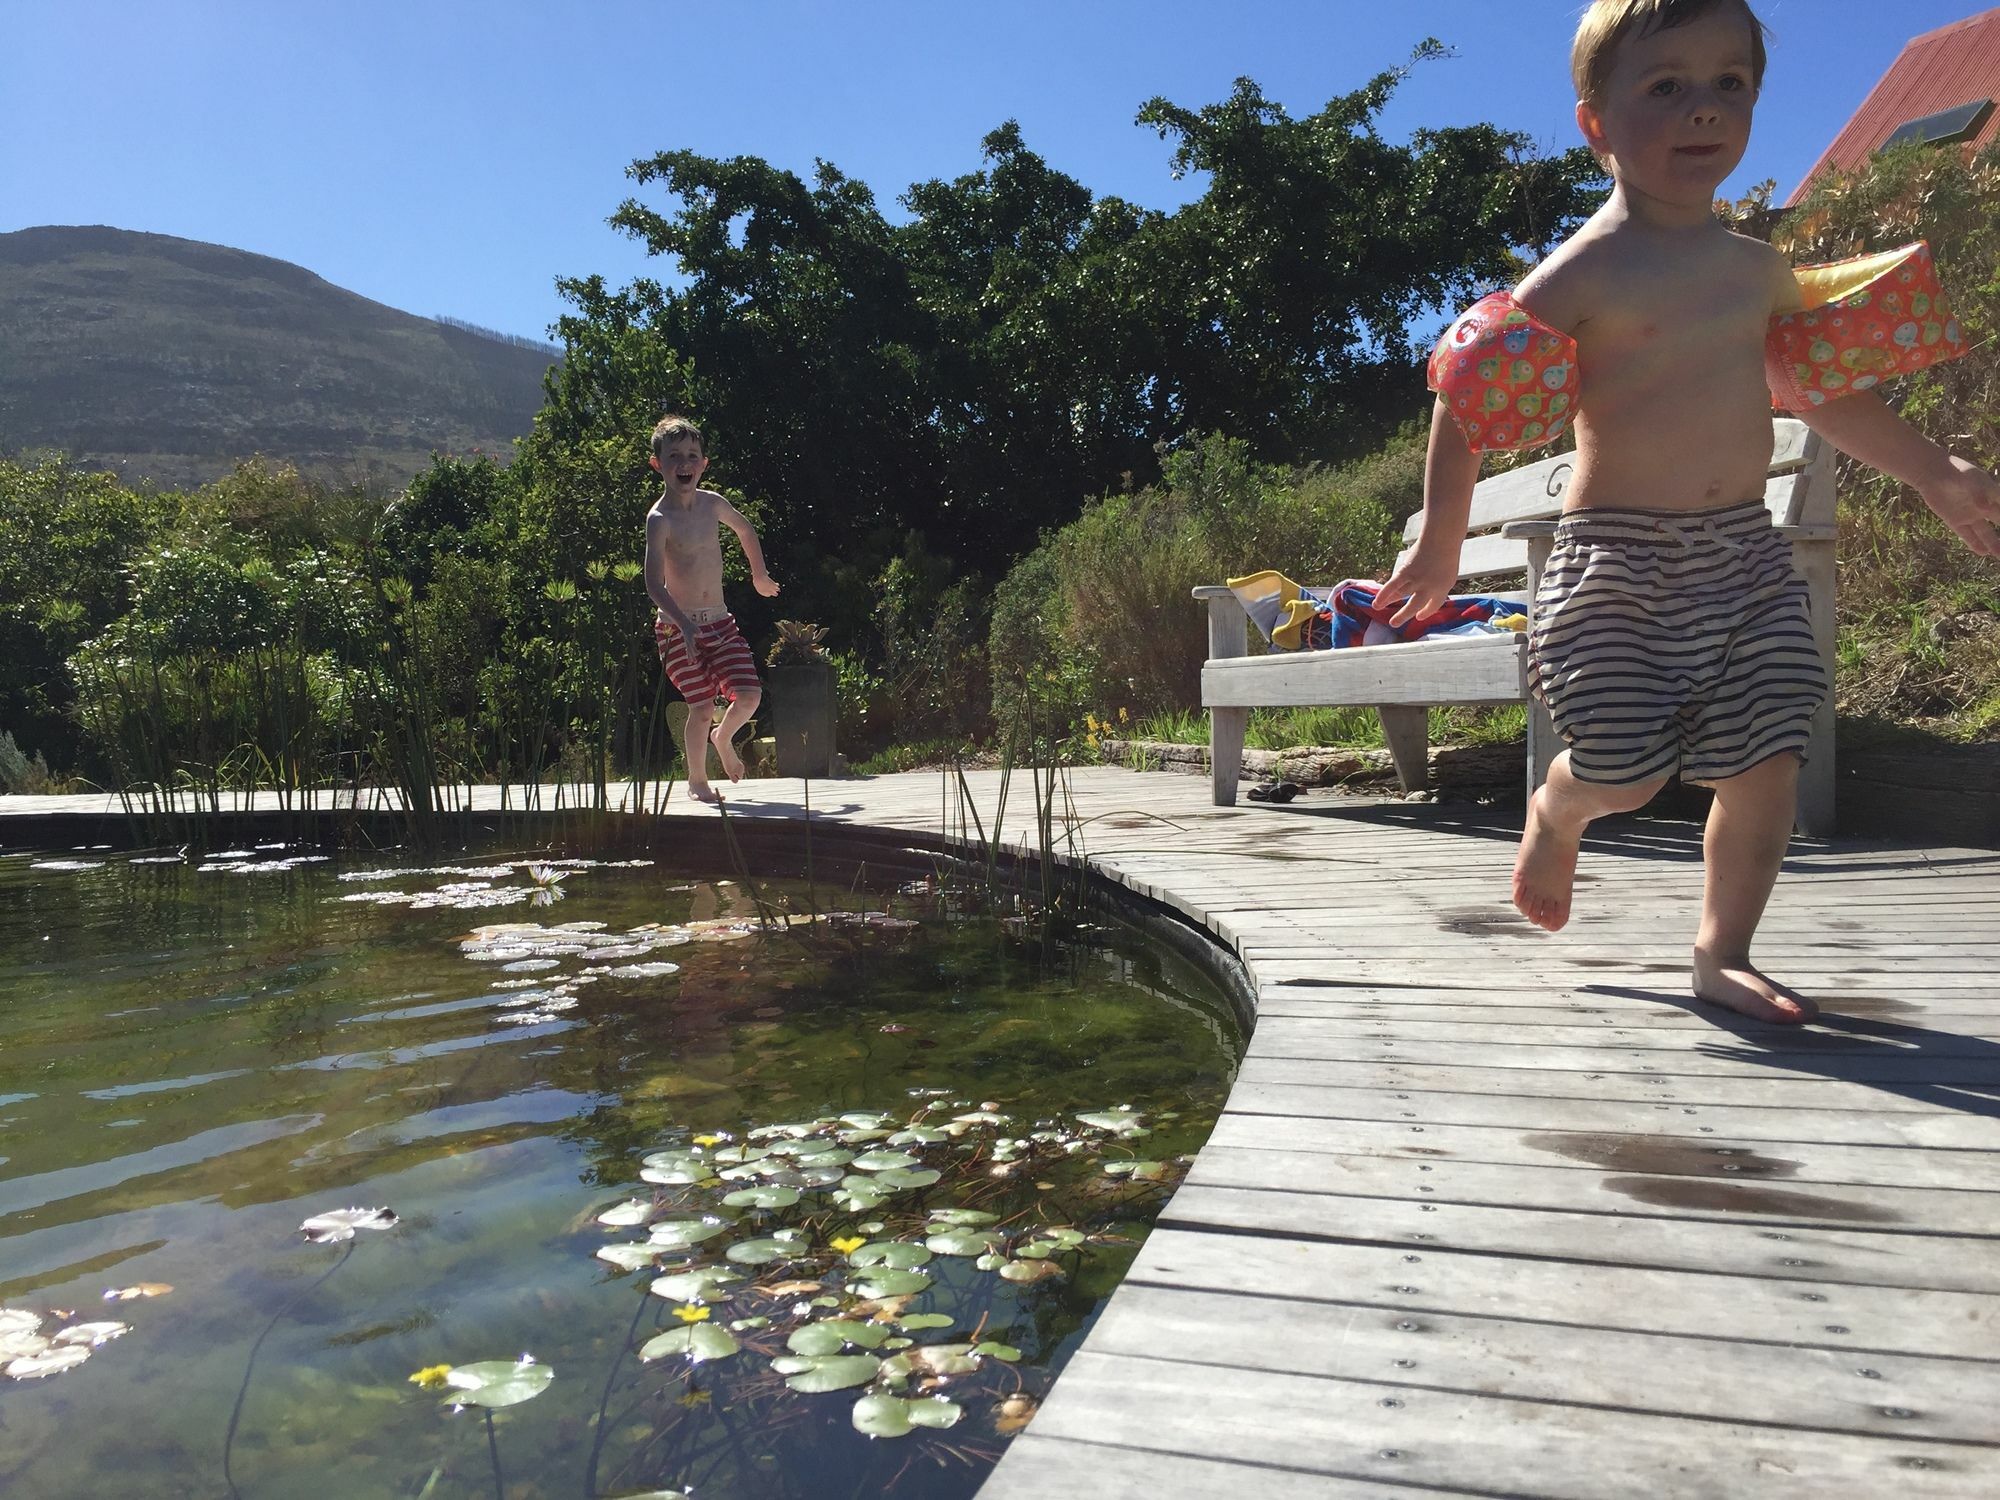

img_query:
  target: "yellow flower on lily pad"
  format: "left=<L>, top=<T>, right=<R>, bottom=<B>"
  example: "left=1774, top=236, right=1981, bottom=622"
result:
left=693, top=1134, right=725, bottom=1147
left=408, top=1364, right=453, bottom=1390
left=672, top=1304, right=712, bottom=1323
left=831, top=1234, right=867, bottom=1254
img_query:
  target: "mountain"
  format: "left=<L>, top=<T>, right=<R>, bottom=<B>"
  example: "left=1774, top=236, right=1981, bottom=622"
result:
left=0, top=225, right=558, bottom=489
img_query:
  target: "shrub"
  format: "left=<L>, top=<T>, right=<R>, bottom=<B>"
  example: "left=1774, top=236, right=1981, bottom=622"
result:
left=988, top=430, right=1407, bottom=729
left=1778, top=141, right=2000, bottom=735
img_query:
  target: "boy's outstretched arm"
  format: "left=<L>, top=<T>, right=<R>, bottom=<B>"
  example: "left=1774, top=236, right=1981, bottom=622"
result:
left=1797, top=393, right=2000, bottom=558
left=718, top=501, right=781, bottom=597
left=1380, top=396, right=1483, bottom=625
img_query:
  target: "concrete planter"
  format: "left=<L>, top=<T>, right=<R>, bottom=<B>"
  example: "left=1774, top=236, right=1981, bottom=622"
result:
left=768, top=661, right=836, bottom=778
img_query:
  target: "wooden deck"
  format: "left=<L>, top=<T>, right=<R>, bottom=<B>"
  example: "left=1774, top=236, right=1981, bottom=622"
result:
left=9, top=767, right=2000, bottom=1495
left=737, top=768, right=2000, bottom=1499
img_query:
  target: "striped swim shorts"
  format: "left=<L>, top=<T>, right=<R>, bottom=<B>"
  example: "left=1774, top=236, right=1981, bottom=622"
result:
left=654, top=607, right=761, bottom=705
left=1527, top=499, right=1828, bottom=787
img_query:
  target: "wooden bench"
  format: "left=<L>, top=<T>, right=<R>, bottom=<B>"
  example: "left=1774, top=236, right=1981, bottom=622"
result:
left=1194, top=418, right=1839, bottom=836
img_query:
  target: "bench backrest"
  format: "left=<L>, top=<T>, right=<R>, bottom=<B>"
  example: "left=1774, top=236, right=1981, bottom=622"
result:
left=1403, top=417, right=1830, bottom=584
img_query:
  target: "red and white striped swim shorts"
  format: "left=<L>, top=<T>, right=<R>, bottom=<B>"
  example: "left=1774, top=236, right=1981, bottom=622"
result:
left=654, top=609, right=760, bottom=704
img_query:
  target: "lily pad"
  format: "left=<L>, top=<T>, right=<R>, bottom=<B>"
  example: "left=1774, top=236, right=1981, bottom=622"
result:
left=722, top=1185, right=801, bottom=1210
left=649, top=1267, right=741, bottom=1302
left=999, top=1258, right=1064, bottom=1283
left=873, top=1167, right=941, bottom=1190
left=852, top=1392, right=964, bottom=1437
left=786, top=1319, right=891, bottom=1355
left=596, top=1199, right=654, bottom=1227
left=442, top=1359, right=553, bottom=1408
left=725, top=1237, right=799, bottom=1266
left=1103, top=1160, right=1165, bottom=1180
left=639, top=1324, right=739, bottom=1363
left=896, top=1313, right=955, bottom=1331
left=902, top=1343, right=981, bottom=1376
left=1076, top=1110, right=1148, bottom=1137
left=648, top=1218, right=731, bottom=1251
left=886, top=1126, right=951, bottom=1146
left=926, top=1208, right=998, bottom=1227
left=848, top=1241, right=932, bottom=1270
left=774, top=1353, right=881, bottom=1393
left=791, top=1147, right=855, bottom=1169
left=53, top=1322, right=129, bottom=1347
left=926, top=1228, right=1002, bottom=1257
left=850, top=1150, right=920, bottom=1174
left=709, top=1145, right=769, bottom=1165
left=638, top=1151, right=707, bottom=1186
left=6, top=1345, right=90, bottom=1379
left=851, top=1268, right=931, bottom=1298
left=0, top=1331, right=50, bottom=1361
left=596, top=1243, right=664, bottom=1272
left=830, top=1180, right=891, bottom=1212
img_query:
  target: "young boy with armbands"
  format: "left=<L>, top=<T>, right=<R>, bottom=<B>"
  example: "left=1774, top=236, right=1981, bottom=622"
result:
left=1378, top=0, right=2000, bottom=1023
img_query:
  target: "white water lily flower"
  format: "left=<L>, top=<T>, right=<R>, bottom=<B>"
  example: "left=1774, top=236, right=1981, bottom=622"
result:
left=299, top=1207, right=399, bottom=1243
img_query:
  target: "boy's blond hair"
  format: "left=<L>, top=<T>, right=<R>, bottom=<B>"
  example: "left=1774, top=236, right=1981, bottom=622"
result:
left=651, top=414, right=704, bottom=460
left=1571, top=0, right=1768, bottom=105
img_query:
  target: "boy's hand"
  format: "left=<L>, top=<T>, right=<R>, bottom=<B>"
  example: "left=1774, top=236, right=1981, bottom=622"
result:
left=1920, top=456, right=2000, bottom=558
left=753, top=573, right=782, bottom=598
left=1378, top=545, right=1460, bottom=627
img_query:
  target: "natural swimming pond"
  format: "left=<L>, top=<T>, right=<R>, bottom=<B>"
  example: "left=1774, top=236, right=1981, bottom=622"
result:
left=0, top=840, right=1241, bottom=1498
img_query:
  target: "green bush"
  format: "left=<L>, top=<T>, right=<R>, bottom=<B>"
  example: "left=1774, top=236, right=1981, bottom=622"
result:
left=988, top=430, right=1408, bottom=730
left=1779, top=141, right=2000, bottom=735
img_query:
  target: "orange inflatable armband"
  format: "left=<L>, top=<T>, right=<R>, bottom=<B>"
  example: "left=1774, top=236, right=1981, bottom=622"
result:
left=1766, top=241, right=1969, bottom=411
left=1427, top=291, right=1579, bottom=453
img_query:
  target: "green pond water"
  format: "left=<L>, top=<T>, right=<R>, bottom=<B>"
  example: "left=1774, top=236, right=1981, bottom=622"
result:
left=0, top=842, right=1241, bottom=1498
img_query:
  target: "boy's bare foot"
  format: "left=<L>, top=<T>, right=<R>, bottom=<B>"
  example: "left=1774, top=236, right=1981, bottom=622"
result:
left=1512, top=788, right=1579, bottom=932
left=710, top=725, right=745, bottom=783
left=1692, top=950, right=1817, bottom=1024
left=687, top=777, right=720, bottom=804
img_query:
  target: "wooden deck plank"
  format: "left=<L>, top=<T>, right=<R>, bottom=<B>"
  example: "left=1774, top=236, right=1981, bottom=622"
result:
left=994, top=1350, right=1997, bottom=1499
left=1225, top=1078, right=2000, bottom=1148
left=1159, top=1182, right=2000, bottom=1293
left=1186, top=1140, right=2000, bottom=1236
left=1129, top=1226, right=2000, bottom=1358
left=1085, top=1282, right=1997, bottom=1442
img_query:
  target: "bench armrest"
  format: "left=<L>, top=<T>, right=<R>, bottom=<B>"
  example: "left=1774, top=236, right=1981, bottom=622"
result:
left=1501, top=520, right=1560, bottom=539
left=1193, top=585, right=1252, bottom=660
left=1776, top=523, right=1835, bottom=542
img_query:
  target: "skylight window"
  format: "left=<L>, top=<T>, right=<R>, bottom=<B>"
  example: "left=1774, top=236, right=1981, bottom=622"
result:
left=1881, top=99, right=1994, bottom=150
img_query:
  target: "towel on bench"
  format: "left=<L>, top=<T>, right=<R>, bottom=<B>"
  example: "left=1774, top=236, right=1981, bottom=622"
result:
left=1228, top=570, right=1527, bottom=652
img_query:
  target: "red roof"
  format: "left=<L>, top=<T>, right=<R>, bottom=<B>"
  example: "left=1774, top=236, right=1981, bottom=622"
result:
left=1786, top=7, right=2000, bottom=205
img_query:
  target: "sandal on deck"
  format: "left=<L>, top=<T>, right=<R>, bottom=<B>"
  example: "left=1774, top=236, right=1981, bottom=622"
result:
left=1246, top=781, right=1301, bottom=804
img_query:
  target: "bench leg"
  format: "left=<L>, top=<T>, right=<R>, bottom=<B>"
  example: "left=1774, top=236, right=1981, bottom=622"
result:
left=1211, top=706, right=1247, bottom=806
left=1794, top=539, right=1837, bottom=838
left=1378, top=706, right=1429, bottom=792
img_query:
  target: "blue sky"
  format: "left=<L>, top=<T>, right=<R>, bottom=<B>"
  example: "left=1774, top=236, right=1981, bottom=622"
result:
left=4, top=1, right=1989, bottom=342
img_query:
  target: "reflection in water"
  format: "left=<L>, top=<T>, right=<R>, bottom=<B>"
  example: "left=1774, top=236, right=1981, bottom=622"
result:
left=0, top=848, right=1238, bottom=1497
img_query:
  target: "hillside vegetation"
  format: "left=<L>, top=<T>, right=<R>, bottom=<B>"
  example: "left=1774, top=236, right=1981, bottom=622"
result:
left=0, top=225, right=554, bottom=489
